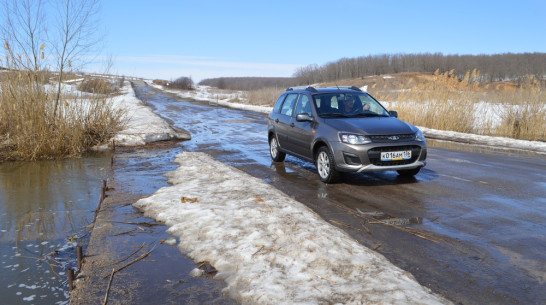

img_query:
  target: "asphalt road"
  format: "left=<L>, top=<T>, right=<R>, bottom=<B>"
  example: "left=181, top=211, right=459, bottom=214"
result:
left=134, top=81, right=546, bottom=305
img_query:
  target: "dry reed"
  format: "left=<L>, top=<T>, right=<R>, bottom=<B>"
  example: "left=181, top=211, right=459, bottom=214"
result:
left=388, top=70, right=480, bottom=133
left=245, top=87, right=285, bottom=106
left=492, top=77, right=545, bottom=141
left=374, top=70, right=545, bottom=141
left=0, top=70, right=126, bottom=161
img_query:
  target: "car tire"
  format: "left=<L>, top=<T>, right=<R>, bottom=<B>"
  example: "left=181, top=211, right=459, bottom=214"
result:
left=316, top=146, right=340, bottom=183
left=269, top=136, right=286, bottom=162
left=397, top=167, right=421, bottom=176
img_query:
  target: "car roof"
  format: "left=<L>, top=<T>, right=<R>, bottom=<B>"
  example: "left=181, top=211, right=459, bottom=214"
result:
left=284, top=86, right=364, bottom=94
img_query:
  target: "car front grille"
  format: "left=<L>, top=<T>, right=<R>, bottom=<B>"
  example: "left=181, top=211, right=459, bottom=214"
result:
left=368, top=145, right=421, bottom=166
left=369, top=134, right=415, bottom=143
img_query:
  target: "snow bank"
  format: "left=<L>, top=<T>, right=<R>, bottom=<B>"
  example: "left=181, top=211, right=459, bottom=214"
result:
left=134, top=152, right=451, bottom=305
left=420, top=127, right=546, bottom=153
left=107, top=82, right=190, bottom=147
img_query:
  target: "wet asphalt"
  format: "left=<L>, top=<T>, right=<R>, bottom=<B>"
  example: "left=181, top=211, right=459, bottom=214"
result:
left=73, top=81, right=546, bottom=304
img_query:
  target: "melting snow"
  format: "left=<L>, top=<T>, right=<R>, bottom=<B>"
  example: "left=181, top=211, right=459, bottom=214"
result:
left=93, top=83, right=190, bottom=149
left=134, top=152, right=450, bottom=305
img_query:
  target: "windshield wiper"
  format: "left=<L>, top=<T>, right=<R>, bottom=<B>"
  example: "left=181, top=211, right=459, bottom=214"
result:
left=321, top=113, right=350, bottom=118
left=354, top=112, right=381, bottom=117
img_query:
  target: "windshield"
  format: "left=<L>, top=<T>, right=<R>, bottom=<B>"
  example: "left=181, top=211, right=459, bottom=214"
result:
left=313, top=92, right=389, bottom=118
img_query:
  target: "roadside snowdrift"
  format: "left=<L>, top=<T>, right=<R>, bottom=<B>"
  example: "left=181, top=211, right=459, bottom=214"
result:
left=109, top=82, right=190, bottom=147
left=134, top=152, right=451, bottom=305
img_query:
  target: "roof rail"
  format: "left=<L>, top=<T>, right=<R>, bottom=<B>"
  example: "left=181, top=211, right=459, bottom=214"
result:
left=286, top=86, right=317, bottom=92
left=330, top=86, right=362, bottom=92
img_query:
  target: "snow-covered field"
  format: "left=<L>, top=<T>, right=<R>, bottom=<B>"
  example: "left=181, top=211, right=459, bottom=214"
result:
left=113, top=81, right=544, bottom=304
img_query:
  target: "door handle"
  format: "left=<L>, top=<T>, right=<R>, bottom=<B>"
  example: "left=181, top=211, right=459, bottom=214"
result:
left=275, top=119, right=279, bottom=123
left=290, top=123, right=295, bottom=127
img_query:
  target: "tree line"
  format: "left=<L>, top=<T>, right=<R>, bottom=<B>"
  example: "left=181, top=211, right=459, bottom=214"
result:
left=194, top=53, right=545, bottom=90
left=293, top=53, right=546, bottom=85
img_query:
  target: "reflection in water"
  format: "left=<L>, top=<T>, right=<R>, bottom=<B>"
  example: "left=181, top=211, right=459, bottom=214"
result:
left=0, top=153, right=111, bottom=305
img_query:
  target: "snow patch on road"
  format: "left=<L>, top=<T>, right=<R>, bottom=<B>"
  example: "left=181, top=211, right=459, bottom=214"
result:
left=134, top=152, right=451, bottom=305
left=97, top=82, right=190, bottom=148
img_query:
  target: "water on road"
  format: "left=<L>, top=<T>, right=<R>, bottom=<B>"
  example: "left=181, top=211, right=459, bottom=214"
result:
left=135, top=82, right=546, bottom=305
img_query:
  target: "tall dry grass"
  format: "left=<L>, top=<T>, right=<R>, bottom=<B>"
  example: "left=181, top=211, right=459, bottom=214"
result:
left=374, top=70, right=545, bottom=141
left=0, top=70, right=126, bottom=161
left=387, top=70, right=480, bottom=133
left=245, top=87, right=285, bottom=106
left=491, top=77, right=545, bottom=141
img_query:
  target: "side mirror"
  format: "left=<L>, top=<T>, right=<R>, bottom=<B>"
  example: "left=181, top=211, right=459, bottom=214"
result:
left=296, top=113, right=314, bottom=122
left=388, top=110, right=398, bottom=118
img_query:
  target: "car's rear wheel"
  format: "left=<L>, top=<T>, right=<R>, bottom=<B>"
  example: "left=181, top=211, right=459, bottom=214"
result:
left=316, top=146, right=340, bottom=183
left=269, top=136, right=286, bottom=162
left=397, top=167, right=421, bottom=177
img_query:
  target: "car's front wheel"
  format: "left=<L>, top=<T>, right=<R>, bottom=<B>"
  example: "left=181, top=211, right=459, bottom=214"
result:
left=397, top=167, right=421, bottom=177
left=316, top=146, right=340, bottom=183
left=269, top=136, right=286, bottom=162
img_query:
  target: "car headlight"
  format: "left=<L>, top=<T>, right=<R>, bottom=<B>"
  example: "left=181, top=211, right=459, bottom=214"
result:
left=340, top=133, right=371, bottom=145
left=415, top=129, right=426, bottom=142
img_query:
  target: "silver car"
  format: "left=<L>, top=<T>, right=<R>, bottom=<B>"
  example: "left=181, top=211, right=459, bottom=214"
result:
left=267, top=86, right=427, bottom=183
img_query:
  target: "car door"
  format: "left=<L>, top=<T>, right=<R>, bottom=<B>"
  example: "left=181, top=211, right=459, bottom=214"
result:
left=273, top=93, right=299, bottom=151
left=288, top=94, right=315, bottom=160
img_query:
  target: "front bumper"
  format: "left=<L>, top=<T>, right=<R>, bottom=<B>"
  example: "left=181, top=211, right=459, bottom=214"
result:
left=355, top=160, right=426, bottom=173
left=330, top=141, right=427, bottom=173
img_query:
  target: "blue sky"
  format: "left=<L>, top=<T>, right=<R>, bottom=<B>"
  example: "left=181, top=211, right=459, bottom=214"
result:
left=95, top=0, right=546, bottom=82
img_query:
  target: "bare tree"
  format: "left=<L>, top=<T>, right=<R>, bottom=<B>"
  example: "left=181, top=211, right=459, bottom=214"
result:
left=1, top=0, right=46, bottom=75
left=51, top=0, right=101, bottom=119
left=1, top=0, right=102, bottom=120
left=168, top=76, right=194, bottom=90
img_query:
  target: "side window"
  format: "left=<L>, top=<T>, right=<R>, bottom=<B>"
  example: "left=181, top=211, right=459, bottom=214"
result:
left=273, top=94, right=286, bottom=113
left=280, top=94, right=298, bottom=117
left=331, top=95, right=339, bottom=109
left=294, top=94, right=312, bottom=116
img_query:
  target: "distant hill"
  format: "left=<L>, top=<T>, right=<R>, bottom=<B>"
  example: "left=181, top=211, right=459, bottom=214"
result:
left=198, top=77, right=296, bottom=90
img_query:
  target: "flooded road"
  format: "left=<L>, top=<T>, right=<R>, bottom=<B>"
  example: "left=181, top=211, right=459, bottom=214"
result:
left=2, top=79, right=541, bottom=304
left=134, top=81, right=545, bottom=305
left=0, top=154, right=112, bottom=304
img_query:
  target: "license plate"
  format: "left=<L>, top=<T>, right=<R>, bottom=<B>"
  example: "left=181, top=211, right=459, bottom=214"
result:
left=381, top=150, right=411, bottom=161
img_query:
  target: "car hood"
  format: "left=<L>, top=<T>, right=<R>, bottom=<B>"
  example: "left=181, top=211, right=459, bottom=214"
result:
left=324, top=117, right=416, bottom=135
